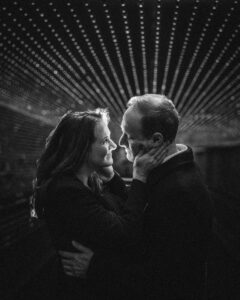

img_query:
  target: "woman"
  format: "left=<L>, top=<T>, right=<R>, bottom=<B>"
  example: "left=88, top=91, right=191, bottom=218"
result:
left=33, top=109, right=167, bottom=299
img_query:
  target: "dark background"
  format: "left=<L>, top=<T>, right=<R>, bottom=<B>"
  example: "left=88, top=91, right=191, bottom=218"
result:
left=0, top=0, right=240, bottom=299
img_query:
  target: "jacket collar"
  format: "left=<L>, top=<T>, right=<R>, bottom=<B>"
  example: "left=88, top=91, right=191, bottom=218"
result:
left=147, top=145, right=194, bottom=186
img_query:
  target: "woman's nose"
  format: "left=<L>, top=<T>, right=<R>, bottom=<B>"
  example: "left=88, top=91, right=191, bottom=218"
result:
left=110, top=139, right=117, bottom=151
left=119, top=134, right=127, bottom=147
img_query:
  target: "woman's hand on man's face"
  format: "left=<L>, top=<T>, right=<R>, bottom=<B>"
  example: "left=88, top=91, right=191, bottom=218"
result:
left=133, top=143, right=169, bottom=182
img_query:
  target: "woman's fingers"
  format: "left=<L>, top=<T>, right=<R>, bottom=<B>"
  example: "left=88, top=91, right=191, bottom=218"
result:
left=144, top=145, right=168, bottom=160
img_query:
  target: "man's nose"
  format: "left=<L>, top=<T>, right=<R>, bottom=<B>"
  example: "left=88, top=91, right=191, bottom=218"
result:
left=119, top=134, right=128, bottom=147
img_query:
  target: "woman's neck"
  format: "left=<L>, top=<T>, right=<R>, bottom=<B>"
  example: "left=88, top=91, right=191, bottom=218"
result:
left=76, top=164, right=92, bottom=188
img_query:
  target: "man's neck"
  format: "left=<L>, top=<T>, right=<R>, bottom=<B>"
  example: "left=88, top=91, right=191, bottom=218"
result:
left=162, top=143, right=187, bottom=164
left=167, top=143, right=177, bottom=156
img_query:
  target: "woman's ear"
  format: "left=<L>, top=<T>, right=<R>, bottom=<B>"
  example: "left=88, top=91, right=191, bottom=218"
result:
left=152, top=132, right=164, bottom=145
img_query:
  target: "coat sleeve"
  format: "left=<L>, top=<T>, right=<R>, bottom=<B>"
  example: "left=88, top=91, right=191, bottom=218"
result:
left=48, top=179, right=147, bottom=250
left=103, top=171, right=128, bottom=201
left=87, top=188, right=211, bottom=299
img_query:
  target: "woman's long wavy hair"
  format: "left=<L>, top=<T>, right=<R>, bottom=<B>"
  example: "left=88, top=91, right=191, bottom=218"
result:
left=33, top=109, right=109, bottom=218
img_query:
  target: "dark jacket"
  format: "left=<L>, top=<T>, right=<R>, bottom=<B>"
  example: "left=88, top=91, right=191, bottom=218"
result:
left=40, top=172, right=147, bottom=299
left=89, top=146, right=213, bottom=300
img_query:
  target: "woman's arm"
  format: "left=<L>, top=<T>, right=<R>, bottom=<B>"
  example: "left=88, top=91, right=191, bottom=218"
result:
left=47, top=178, right=146, bottom=251
left=103, top=171, right=128, bottom=201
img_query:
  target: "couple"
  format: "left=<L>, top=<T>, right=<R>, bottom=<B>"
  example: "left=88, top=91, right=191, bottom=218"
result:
left=34, top=94, right=212, bottom=300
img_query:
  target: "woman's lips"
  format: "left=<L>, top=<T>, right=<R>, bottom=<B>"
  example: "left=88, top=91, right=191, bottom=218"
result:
left=105, top=153, right=112, bottom=159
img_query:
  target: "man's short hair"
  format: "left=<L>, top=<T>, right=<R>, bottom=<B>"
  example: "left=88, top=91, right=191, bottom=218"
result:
left=127, top=94, right=180, bottom=142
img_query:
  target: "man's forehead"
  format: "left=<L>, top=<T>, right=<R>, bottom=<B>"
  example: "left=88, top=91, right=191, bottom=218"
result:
left=121, top=107, right=142, bottom=132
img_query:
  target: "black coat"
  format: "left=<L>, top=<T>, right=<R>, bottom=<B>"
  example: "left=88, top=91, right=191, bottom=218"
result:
left=41, top=172, right=147, bottom=300
left=89, top=147, right=213, bottom=300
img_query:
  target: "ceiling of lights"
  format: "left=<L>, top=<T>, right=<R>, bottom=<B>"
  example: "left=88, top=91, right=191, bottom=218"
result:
left=0, top=0, right=240, bottom=146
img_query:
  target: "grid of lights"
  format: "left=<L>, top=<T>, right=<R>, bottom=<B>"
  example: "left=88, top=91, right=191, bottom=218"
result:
left=168, top=0, right=200, bottom=98
left=66, top=2, right=123, bottom=117
left=0, top=0, right=239, bottom=139
left=175, top=0, right=220, bottom=109
left=180, top=0, right=239, bottom=115
left=84, top=1, right=127, bottom=111
left=120, top=0, right=140, bottom=94
left=161, top=0, right=180, bottom=94
left=152, top=0, right=162, bottom=93
left=49, top=1, right=122, bottom=115
left=101, top=1, right=133, bottom=97
left=184, top=26, right=240, bottom=116
left=138, top=0, right=148, bottom=93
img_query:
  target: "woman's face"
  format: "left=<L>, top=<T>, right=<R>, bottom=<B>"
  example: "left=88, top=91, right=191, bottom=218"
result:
left=88, top=120, right=117, bottom=169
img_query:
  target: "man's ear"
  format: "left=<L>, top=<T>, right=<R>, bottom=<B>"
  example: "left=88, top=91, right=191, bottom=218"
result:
left=151, top=132, right=164, bottom=145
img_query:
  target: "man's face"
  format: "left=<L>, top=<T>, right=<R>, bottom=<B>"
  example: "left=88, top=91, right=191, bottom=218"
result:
left=119, top=106, right=149, bottom=162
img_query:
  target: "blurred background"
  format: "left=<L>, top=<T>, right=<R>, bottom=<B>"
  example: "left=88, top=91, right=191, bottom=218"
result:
left=0, top=0, right=240, bottom=299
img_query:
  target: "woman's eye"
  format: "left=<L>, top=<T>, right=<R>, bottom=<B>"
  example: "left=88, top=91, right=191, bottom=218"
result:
left=103, top=139, right=110, bottom=144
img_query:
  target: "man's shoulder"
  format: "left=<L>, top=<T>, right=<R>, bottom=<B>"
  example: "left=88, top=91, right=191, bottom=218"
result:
left=150, top=161, right=209, bottom=199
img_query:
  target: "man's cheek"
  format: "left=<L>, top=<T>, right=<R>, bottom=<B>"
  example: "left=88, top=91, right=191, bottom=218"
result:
left=131, top=142, right=143, bottom=156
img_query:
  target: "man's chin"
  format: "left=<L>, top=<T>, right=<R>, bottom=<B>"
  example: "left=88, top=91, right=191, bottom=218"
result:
left=126, top=152, right=134, bottom=162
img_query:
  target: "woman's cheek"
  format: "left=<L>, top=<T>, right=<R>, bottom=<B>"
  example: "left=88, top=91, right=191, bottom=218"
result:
left=100, top=145, right=109, bottom=158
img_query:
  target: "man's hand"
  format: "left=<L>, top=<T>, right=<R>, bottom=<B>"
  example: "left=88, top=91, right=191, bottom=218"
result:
left=59, top=241, right=94, bottom=278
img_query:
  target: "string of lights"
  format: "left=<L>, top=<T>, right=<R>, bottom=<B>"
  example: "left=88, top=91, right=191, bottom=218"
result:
left=120, top=0, right=141, bottom=95
left=184, top=43, right=240, bottom=117
left=47, top=1, right=122, bottom=115
left=65, top=2, right=125, bottom=115
left=168, top=0, right=200, bottom=99
left=101, top=0, right=133, bottom=98
left=180, top=0, right=239, bottom=116
left=152, top=0, right=162, bottom=94
left=84, top=1, right=127, bottom=110
left=138, top=0, right=148, bottom=93
left=0, top=0, right=239, bottom=147
left=161, top=0, right=180, bottom=95
left=175, top=0, right=220, bottom=110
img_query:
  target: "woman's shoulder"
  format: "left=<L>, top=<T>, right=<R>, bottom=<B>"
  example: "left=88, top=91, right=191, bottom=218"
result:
left=44, top=173, right=96, bottom=211
left=48, top=173, right=87, bottom=196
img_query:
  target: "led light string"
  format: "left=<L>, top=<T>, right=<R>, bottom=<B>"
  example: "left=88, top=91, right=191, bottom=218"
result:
left=180, top=0, right=239, bottom=115
left=31, top=2, right=113, bottom=111
left=169, top=0, right=200, bottom=99
left=120, top=0, right=141, bottom=95
left=152, top=0, right=162, bottom=93
left=65, top=2, right=125, bottom=114
left=48, top=2, right=121, bottom=115
left=175, top=0, right=220, bottom=109
left=161, top=0, right=180, bottom=95
left=84, top=1, right=127, bottom=109
left=138, top=0, right=148, bottom=93
left=0, top=6, right=90, bottom=108
left=184, top=38, right=240, bottom=116
left=187, top=58, right=240, bottom=117
left=100, top=0, right=133, bottom=98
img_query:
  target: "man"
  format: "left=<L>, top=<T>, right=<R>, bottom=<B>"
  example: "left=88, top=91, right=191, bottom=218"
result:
left=60, top=94, right=212, bottom=299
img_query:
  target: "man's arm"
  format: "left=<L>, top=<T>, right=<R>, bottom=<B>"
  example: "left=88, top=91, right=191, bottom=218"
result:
left=59, top=241, right=93, bottom=278
left=60, top=189, right=212, bottom=299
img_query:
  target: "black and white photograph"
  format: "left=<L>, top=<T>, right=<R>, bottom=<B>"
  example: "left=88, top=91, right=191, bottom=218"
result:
left=1, top=0, right=240, bottom=299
